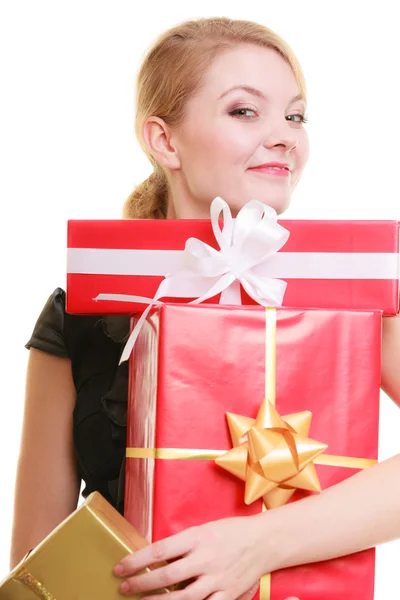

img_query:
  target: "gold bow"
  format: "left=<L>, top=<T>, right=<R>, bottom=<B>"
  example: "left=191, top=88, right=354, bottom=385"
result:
left=215, top=399, right=328, bottom=509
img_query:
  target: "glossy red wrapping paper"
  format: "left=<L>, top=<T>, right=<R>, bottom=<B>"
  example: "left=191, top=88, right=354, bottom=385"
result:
left=125, top=304, right=381, bottom=600
left=66, top=219, right=400, bottom=316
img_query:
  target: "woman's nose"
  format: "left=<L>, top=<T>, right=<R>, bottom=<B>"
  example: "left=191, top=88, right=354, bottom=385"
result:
left=262, top=120, right=298, bottom=152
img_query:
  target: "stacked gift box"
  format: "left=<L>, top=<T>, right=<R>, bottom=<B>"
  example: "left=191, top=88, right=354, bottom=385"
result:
left=65, top=199, right=399, bottom=599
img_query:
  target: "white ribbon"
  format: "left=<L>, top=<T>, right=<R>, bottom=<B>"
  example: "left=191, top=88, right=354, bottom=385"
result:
left=95, top=197, right=290, bottom=362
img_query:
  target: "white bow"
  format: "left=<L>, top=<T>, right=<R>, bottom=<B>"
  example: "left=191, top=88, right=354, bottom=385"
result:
left=95, top=197, right=290, bottom=362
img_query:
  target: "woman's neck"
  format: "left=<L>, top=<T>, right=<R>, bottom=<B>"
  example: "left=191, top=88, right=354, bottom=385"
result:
left=166, top=195, right=212, bottom=220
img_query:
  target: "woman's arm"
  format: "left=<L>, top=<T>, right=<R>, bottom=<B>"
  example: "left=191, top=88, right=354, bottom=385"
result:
left=260, top=452, right=400, bottom=572
left=112, top=454, right=400, bottom=599
left=10, top=349, right=80, bottom=569
left=381, top=313, right=400, bottom=407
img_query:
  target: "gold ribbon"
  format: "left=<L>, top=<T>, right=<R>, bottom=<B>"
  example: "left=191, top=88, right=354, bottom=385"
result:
left=126, top=447, right=376, bottom=470
left=12, top=568, right=56, bottom=599
left=126, top=307, right=377, bottom=599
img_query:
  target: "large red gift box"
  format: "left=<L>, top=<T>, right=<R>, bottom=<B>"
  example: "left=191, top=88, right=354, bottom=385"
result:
left=66, top=217, right=400, bottom=316
left=124, top=303, right=381, bottom=600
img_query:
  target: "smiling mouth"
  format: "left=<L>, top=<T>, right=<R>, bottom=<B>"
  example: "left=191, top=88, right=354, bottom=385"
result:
left=248, top=165, right=291, bottom=177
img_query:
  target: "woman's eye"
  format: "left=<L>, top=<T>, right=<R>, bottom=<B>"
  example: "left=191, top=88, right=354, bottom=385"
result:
left=229, top=107, right=258, bottom=118
left=286, top=113, right=308, bottom=124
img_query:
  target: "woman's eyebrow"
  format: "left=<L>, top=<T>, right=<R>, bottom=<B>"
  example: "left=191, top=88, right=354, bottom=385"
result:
left=219, top=85, right=266, bottom=100
left=219, top=86, right=304, bottom=105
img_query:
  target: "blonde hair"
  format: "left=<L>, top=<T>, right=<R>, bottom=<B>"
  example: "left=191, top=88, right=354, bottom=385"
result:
left=123, top=17, right=306, bottom=220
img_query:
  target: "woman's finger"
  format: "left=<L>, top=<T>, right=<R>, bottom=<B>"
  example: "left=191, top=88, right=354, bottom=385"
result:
left=115, top=530, right=195, bottom=576
left=119, top=558, right=200, bottom=594
left=124, top=577, right=214, bottom=600
left=237, top=583, right=260, bottom=600
left=208, top=582, right=259, bottom=600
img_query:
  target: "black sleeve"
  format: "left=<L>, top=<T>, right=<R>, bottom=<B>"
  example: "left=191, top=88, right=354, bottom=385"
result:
left=25, top=288, right=70, bottom=358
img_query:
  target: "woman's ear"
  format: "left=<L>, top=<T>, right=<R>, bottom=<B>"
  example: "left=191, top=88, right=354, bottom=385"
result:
left=143, top=117, right=181, bottom=170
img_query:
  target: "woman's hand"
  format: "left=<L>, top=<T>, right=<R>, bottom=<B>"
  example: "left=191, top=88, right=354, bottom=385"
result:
left=113, top=516, right=271, bottom=599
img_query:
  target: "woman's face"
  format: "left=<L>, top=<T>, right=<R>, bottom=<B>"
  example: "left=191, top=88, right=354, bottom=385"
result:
left=168, top=44, right=309, bottom=217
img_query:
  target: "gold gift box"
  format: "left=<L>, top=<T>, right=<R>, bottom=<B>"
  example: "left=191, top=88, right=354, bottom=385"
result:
left=0, top=491, right=171, bottom=599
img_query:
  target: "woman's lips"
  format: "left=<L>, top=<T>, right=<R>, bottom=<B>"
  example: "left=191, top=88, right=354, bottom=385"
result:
left=248, top=165, right=291, bottom=177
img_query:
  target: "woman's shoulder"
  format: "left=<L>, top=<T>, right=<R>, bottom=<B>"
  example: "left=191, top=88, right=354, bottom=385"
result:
left=25, top=288, right=130, bottom=360
left=26, top=288, right=70, bottom=357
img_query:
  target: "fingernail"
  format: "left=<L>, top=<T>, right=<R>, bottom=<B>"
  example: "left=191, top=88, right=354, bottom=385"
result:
left=114, top=563, right=124, bottom=576
left=120, top=581, right=130, bottom=594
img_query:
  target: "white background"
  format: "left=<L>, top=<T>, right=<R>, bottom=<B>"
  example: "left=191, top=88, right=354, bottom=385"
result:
left=0, top=0, right=399, bottom=597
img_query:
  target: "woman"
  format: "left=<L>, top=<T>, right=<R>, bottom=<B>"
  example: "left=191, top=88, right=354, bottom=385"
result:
left=11, top=16, right=400, bottom=600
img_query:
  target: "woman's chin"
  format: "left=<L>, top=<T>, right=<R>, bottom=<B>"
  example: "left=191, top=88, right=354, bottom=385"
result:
left=261, top=196, right=291, bottom=215
left=234, top=195, right=291, bottom=215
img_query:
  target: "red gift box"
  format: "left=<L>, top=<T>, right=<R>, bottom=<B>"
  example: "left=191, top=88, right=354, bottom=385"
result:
left=66, top=217, right=399, bottom=315
left=124, top=304, right=381, bottom=600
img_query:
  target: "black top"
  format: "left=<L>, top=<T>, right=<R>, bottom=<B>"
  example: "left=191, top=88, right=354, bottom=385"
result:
left=25, top=288, right=130, bottom=514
